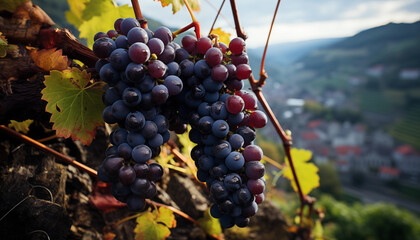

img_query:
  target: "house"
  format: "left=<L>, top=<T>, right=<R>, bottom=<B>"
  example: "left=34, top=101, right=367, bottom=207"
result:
left=379, top=166, right=400, bottom=180
left=366, top=64, right=384, bottom=77
left=393, top=145, right=420, bottom=182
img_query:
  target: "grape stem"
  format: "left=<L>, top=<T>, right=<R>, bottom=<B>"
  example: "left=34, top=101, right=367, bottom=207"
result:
left=131, top=0, right=148, bottom=29
left=229, top=0, right=310, bottom=231
left=183, top=0, right=201, bottom=38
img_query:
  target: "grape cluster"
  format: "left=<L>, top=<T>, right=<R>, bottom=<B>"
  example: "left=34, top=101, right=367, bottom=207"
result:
left=94, top=17, right=184, bottom=211
left=172, top=35, right=268, bottom=228
left=93, top=17, right=268, bottom=228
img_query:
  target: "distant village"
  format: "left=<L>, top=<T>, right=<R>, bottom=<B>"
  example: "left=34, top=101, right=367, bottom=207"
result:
left=261, top=65, right=420, bottom=186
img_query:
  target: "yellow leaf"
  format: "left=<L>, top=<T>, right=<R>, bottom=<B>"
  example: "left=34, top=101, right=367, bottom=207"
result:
left=210, top=28, right=231, bottom=46
left=65, top=0, right=90, bottom=28
left=78, top=4, right=134, bottom=48
left=134, top=207, right=176, bottom=240
left=30, top=48, right=70, bottom=71
left=283, top=148, right=319, bottom=195
left=8, top=119, right=33, bottom=134
left=197, top=207, right=222, bottom=237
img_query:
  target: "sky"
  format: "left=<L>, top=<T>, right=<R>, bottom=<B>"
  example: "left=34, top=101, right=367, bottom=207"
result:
left=118, top=0, right=420, bottom=48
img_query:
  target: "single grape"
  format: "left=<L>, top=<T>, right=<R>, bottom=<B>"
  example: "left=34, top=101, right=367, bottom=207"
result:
left=204, top=47, right=223, bottom=67
left=130, top=178, right=150, bottom=195
left=226, top=95, right=245, bottom=114
left=210, top=181, right=228, bottom=201
left=243, top=145, right=263, bottom=162
left=127, top=27, right=149, bottom=44
left=250, top=110, right=267, bottom=128
left=151, top=85, right=169, bottom=104
left=148, top=60, right=167, bottom=79
left=235, top=64, right=252, bottom=80
left=126, top=195, right=146, bottom=211
left=194, top=59, right=211, bottom=79
left=247, top=178, right=265, bottom=195
left=182, top=35, right=197, bottom=53
left=132, top=145, right=152, bottom=163
left=236, top=126, right=256, bottom=144
left=125, top=62, right=146, bottom=83
left=231, top=53, right=249, bottom=65
left=148, top=162, right=164, bottom=181
left=213, top=140, right=232, bottom=159
left=148, top=133, right=163, bottom=148
left=158, top=45, right=175, bottom=64
left=225, top=152, right=245, bottom=171
left=163, top=75, right=183, bottom=95
left=114, top=18, right=124, bottom=33
left=117, top=142, right=132, bottom=159
left=211, top=64, right=228, bottom=82
left=115, top=35, right=129, bottom=49
left=107, top=30, right=118, bottom=38
left=128, top=42, right=150, bottom=64
left=245, top=161, right=265, bottom=179
left=153, top=26, right=173, bottom=46
left=180, top=59, right=195, bottom=77
left=94, top=32, right=108, bottom=41
left=147, top=38, right=165, bottom=55
left=119, top=165, right=136, bottom=185
left=103, top=157, right=123, bottom=175
left=93, top=37, right=116, bottom=58
left=125, top=111, right=146, bottom=131
left=229, top=37, right=246, bottom=55
left=111, top=128, right=129, bottom=146
left=212, top=120, right=229, bottom=138
left=120, top=17, right=140, bottom=35
left=255, top=193, right=265, bottom=204
left=210, top=101, right=228, bottom=120
left=141, top=121, right=158, bottom=139
left=122, top=87, right=142, bottom=106
left=127, top=132, right=146, bottom=146
left=196, top=37, right=212, bottom=54
left=100, top=63, right=120, bottom=85
left=133, top=163, right=149, bottom=178
left=229, top=134, right=244, bottom=150
left=111, top=100, right=130, bottom=121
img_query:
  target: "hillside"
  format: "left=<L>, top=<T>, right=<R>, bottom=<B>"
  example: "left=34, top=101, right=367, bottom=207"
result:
left=283, top=21, right=420, bottom=149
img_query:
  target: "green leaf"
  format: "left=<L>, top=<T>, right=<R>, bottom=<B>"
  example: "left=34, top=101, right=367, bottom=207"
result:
left=283, top=148, right=319, bottom=195
left=134, top=207, right=176, bottom=240
left=8, top=119, right=34, bottom=134
left=41, top=68, right=105, bottom=145
left=155, top=0, right=200, bottom=14
left=197, top=207, right=222, bottom=237
left=78, top=3, right=134, bottom=48
left=0, top=0, right=29, bottom=12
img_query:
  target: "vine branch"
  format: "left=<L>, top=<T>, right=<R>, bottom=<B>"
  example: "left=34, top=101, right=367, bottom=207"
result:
left=228, top=0, right=308, bottom=226
left=131, top=0, right=148, bottom=29
left=208, top=0, right=226, bottom=36
left=0, top=125, right=97, bottom=176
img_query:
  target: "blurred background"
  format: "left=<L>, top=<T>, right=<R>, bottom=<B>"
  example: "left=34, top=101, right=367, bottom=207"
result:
left=32, top=0, right=420, bottom=239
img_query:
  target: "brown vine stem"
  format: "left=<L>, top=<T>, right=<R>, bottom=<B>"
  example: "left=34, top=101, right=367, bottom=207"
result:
left=0, top=125, right=97, bottom=177
left=208, top=0, right=226, bottom=36
left=131, top=0, right=148, bottom=28
left=228, top=0, right=246, bottom=40
left=259, top=0, right=281, bottom=85
left=228, top=0, right=307, bottom=225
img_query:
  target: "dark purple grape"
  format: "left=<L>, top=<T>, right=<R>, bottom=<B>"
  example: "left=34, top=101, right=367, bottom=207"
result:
left=182, top=35, right=197, bottom=53
left=247, top=178, right=265, bottom=195
left=119, top=165, right=136, bottom=185
left=129, top=42, right=150, bottom=64
left=117, top=142, right=132, bottom=159
left=148, top=60, right=167, bottom=79
left=204, top=47, right=223, bottom=67
left=158, top=45, right=175, bottom=64
left=132, top=145, right=152, bottom=163
left=245, top=161, right=265, bottom=179
left=126, top=195, right=146, bottom=211
left=148, top=162, right=163, bottom=181
left=125, top=111, right=145, bottom=131
left=147, top=38, right=165, bottom=55
left=120, top=17, right=140, bottom=35
left=130, top=178, right=151, bottom=195
left=224, top=173, right=242, bottom=192
left=133, top=163, right=149, bottom=178
left=127, top=27, right=149, bottom=44
left=153, top=26, right=172, bottom=46
left=141, top=121, right=158, bottom=139
left=103, top=157, right=123, bottom=175
left=211, top=64, right=228, bottom=82
left=94, top=32, right=108, bottom=41
left=125, top=62, right=146, bottom=83
left=93, top=37, right=116, bottom=58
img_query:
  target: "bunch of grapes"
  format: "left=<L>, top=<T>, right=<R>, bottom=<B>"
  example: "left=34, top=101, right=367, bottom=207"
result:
left=93, top=17, right=268, bottom=228
left=170, top=35, right=268, bottom=228
left=94, top=17, right=184, bottom=211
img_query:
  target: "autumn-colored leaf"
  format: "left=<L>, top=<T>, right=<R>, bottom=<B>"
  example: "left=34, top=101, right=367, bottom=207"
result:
left=41, top=68, right=105, bottom=145
left=30, top=48, right=70, bottom=71
left=283, top=148, right=319, bottom=195
left=134, top=207, right=176, bottom=240
left=210, top=28, right=231, bottom=46
left=0, top=0, right=29, bottom=12
left=197, top=207, right=222, bottom=237
left=313, top=219, right=324, bottom=240
left=154, top=0, right=200, bottom=14
left=8, top=119, right=34, bottom=134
